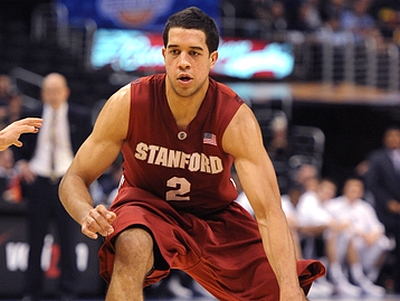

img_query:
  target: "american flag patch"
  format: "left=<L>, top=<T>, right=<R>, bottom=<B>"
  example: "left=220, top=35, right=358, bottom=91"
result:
left=203, top=132, right=217, bottom=146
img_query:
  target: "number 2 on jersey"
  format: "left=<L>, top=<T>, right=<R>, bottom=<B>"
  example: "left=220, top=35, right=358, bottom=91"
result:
left=166, top=177, right=191, bottom=201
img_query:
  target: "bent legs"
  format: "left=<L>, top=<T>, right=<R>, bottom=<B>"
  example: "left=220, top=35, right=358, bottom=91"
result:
left=106, top=227, right=154, bottom=301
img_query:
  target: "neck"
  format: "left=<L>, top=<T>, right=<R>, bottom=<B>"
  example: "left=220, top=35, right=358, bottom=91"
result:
left=165, top=79, right=209, bottom=130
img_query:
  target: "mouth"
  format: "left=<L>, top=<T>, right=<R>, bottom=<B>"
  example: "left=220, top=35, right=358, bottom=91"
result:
left=177, top=74, right=193, bottom=84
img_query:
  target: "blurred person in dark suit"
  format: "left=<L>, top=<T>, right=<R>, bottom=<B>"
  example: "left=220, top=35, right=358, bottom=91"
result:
left=365, top=125, right=400, bottom=293
left=13, top=73, right=92, bottom=301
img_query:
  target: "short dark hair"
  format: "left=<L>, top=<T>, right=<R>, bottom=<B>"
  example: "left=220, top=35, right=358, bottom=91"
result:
left=162, top=6, right=220, bottom=54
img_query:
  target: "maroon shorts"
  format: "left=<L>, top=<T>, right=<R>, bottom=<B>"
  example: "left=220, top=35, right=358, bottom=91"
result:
left=99, top=186, right=325, bottom=301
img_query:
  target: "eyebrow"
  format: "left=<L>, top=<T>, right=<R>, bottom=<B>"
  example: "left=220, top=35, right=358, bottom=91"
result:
left=167, top=44, right=205, bottom=52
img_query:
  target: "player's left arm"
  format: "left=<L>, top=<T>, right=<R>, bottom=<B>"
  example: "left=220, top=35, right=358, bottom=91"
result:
left=222, top=104, right=307, bottom=301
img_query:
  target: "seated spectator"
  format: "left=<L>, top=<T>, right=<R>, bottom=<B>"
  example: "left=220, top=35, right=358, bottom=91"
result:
left=296, top=178, right=361, bottom=297
left=291, top=163, right=319, bottom=193
left=296, top=178, right=339, bottom=256
left=325, top=177, right=388, bottom=297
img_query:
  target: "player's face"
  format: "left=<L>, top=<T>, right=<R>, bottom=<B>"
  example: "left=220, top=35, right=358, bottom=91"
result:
left=163, top=27, right=218, bottom=98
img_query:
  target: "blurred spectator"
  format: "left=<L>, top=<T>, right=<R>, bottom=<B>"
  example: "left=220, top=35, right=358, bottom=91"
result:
left=315, top=13, right=353, bottom=46
left=294, top=0, right=323, bottom=32
left=226, top=0, right=267, bottom=37
left=239, top=0, right=288, bottom=37
left=325, top=177, right=388, bottom=296
left=340, top=0, right=382, bottom=43
left=0, top=148, right=21, bottom=203
left=269, top=1, right=288, bottom=32
left=296, top=178, right=340, bottom=296
left=14, top=73, right=92, bottom=301
left=370, top=0, right=400, bottom=43
left=296, top=178, right=384, bottom=297
left=320, top=0, right=347, bottom=23
left=365, top=125, right=400, bottom=293
left=266, top=112, right=291, bottom=194
left=6, top=91, right=23, bottom=123
left=296, top=178, right=339, bottom=259
left=248, top=0, right=273, bottom=36
left=291, top=163, right=319, bottom=192
left=267, top=112, right=291, bottom=159
left=284, top=0, right=304, bottom=29
left=0, top=74, right=19, bottom=129
left=0, top=74, right=17, bottom=105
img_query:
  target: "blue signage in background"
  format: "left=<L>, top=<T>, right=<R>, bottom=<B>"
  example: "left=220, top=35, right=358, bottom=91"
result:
left=90, top=29, right=294, bottom=80
left=57, top=0, right=294, bottom=80
left=57, top=0, right=220, bottom=32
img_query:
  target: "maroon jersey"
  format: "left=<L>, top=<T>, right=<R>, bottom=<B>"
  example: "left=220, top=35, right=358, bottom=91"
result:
left=99, top=74, right=326, bottom=298
left=120, top=74, right=244, bottom=215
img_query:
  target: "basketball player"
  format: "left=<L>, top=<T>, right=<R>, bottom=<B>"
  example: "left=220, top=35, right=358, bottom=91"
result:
left=59, top=7, right=325, bottom=300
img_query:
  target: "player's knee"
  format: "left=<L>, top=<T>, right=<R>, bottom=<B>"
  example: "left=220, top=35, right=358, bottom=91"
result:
left=115, top=227, right=154, bottom=261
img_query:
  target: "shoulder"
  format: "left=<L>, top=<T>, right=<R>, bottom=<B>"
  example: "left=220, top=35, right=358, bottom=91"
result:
left=92, top=83, right=131, bottom=139
left=106, top=83, right=132, bottom=109
left=131, top=74, right=165, bottom=89
left=222, top=103, right=261, bottom=156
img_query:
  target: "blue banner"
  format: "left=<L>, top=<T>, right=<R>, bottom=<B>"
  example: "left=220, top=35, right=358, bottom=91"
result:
left=57, top=0, right=220, bottom=32
left=90, top=29, right=294, bottom=80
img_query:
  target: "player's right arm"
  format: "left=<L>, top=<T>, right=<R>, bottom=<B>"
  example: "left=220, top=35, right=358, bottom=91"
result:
left=59, top=84, right=131, bottom=239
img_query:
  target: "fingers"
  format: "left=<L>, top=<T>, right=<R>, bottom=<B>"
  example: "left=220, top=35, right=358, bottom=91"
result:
left=21, top=125, right=40, bottom=134
left=13, top=140, right=23, bottom=148
left=19, top=117, right=43, bottom=126
left=81, top=205, right=116, bottom=239
left=17, top=118, right=43, bottom=133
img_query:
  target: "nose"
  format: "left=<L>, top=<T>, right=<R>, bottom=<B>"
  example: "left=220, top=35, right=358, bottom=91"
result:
left=178, top=52, right=190, bottom=69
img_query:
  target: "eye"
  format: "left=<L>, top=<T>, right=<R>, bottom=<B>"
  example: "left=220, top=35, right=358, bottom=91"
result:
left=170, top=49, right=180, bottom=55
left=189, top=51, right=200, bottom=56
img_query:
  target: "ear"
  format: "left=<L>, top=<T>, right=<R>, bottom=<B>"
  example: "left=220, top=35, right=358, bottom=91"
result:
left=162, top=47, right=166, bottom=59
left=209, top=51, right=218, bottom=70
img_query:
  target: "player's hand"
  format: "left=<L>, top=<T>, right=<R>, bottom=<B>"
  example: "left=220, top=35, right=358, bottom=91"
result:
left=81, top=204, right=117, bottom=239
left=0, top=117, right=43, bottom=151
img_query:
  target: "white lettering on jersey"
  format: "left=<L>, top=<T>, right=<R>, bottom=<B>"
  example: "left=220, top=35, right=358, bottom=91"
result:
left=134, top=142, right=223, bottom=174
